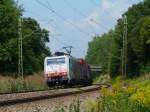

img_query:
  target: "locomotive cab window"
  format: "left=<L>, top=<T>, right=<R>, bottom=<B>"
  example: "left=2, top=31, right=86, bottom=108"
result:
left=47, top=58, right=65, bottom=65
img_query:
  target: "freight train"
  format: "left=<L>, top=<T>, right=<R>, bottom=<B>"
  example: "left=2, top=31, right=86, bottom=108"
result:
left=44, top=52, right=91, bottom=86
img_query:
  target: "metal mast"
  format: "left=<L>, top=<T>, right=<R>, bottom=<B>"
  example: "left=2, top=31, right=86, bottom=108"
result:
left=18, top=17, right=23, bottom=78
left=122, top=15, right=127, bottom=79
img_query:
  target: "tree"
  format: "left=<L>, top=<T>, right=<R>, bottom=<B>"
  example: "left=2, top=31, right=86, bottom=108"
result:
left=86, top=0, right=150, bottom=78
left=22, top=18, right=50, bottom=74
left=130, top=16, right=150, bottom=73
left=0, top=0, right=51, bottom=76
left=0, top=0, right=21, bottom=73
left=86, top=31, right=116, bottom=74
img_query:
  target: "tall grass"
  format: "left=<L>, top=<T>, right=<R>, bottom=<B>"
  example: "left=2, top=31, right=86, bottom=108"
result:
left=93, top=74, right=111, bottom=84
left=0, top=72, right=48, bottom=93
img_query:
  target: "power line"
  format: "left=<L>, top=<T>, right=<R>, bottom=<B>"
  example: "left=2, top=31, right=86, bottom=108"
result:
left=51, top=34, right=68, bottom=46
left=17, top=17, right=54, bottom=78
left=63, top=0, right=112, bottom=32
left=25, top=10, right=54, bottom=22
left=24, top=10, right=75, bottom=49
left=35, top=0, right=90, bottom=37
left=62, top=0, right=96, bottom=33
left=89, top=0, right=115, bottom=19
left=24, top=10, right=71, bottom=46
left=88, top=0, right=112, bottom=30
left=25, top=10, right=69, bottom=41
left=21, top=18, right=53, bottom=39
left=63, top=0, right=86, bottom=17
left=24, top=10, right=63, bottom=35
left=90, top=18, right=109, bottom=30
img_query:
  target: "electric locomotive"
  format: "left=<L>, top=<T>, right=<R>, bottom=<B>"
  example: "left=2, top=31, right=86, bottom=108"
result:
left=44, top=52, right=91, bottom=86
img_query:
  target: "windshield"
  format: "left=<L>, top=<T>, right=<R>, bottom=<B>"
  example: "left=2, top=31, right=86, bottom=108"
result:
left=47, top=58, right=65, bottom=65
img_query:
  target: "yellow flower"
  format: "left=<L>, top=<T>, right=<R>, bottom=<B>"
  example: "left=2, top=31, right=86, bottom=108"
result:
left=130, top=88, right=150, bottom=107
left=127, top=86, right=136, bottom=94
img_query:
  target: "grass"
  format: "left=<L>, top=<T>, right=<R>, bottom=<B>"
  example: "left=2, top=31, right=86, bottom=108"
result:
left=93, top=74, right=111, bottom=84
left=52, top=74, right=150, bottom=112
left=1, top=73, right=150, bottom=112
left=0, top=72, right=48, bottom=93
left=86, top=74, right=150, bottom=112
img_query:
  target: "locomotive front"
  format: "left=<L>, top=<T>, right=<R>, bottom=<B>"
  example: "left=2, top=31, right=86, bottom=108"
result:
left=44, top=56, right=69, bottom=86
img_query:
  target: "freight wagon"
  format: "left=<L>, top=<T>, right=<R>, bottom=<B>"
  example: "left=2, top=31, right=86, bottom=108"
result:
left=44, top=54, right=91, bottom=86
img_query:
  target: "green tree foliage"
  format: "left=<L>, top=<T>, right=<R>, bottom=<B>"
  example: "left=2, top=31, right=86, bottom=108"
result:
left=22, top=18, right=50, bottom=74
left=0, top=0, right=50, bottom=76
left=86, top=0, right=150, bottom=78
left=130, top=16, right=150, bottom=74
left=0, top=0, right=21, bottom=73
left=86, top=31, right=116, bottom=74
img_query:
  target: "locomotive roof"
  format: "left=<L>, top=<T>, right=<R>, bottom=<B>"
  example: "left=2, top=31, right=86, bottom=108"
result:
left=45, top=55, right=69, bottom=59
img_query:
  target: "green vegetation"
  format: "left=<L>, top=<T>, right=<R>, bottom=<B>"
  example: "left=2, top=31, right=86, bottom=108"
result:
left=86, top=74, right=150, bottom=112
left=85, top=1, right=150, bottom=111
left=0, top=0, right=50, bottom=76
left=86, top=0, right=150, bottom=78
left=48, top=74, right=150, bottom=112
left=0, top=0, right=150, bottom=111
left=0, top=73, right=48, bottom=93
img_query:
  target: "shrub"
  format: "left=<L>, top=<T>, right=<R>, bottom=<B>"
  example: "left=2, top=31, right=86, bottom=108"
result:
left=87, top=75, right=150, bottom=112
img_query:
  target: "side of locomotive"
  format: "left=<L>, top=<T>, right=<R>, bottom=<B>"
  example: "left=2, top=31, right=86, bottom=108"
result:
left=44, top=55, right=91, bottom=86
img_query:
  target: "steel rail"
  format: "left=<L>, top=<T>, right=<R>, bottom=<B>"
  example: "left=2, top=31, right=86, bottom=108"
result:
left=0, top=84, right=110, bottom=107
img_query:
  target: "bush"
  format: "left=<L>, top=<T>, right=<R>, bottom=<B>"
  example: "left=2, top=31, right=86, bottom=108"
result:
left=87, top=75, right=150, bottom=112
left=93, top=74, right=111, bottom=84
left=140, top=64, right=150, bottom=74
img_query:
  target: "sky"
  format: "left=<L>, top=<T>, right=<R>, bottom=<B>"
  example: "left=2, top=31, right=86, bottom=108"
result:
left=17, top=0, right=143, bottom=58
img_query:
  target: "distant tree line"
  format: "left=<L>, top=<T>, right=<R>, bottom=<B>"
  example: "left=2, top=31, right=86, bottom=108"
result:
left=0, top=0, right=50, bottom=76
left=86, top=0, right=150, bottom=78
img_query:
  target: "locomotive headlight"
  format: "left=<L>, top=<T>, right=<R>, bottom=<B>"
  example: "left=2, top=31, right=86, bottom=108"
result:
left=62, top=73, right=68, bottom=80
left=63, top=72, right=67, bottom=75
left=47, top=74, right=50, bottom=77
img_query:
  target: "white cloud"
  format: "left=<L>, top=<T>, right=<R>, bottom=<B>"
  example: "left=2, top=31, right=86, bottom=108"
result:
left=72, top=0, right=139, bottom=30
left=62, top=0, right=142, bottom=57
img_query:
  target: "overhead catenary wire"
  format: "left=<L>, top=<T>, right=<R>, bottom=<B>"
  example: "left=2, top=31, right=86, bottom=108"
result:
left=64, top=0, right=110, bottom=31
left=25, top=10, right=68, bottom=39
left=63, top=0, right=113, bottom=35
left=35, top=0, right=96, bottom=54
left=24, top=9, right=79, bottom=51
left=22, top=18, right=69, bottom=47
left=89, top=0, right=115, bottom=19
left=88, top=0, right=112, bottom=30
left=34, top=0, right=125, bottom=56
left=49, top=1, right=109, bottom=54
left=35, top=0, right=91, bottom=37
left=51, top=34, right=68, bottom=47
left=90, top=18, right=109, bottom=30
left=25, top=10, right=54, bottom=22
left=90, top=0, right=127, bottom=39
left=62, top=0, right=97, bottom=33
left=22, top=18, right=53, bottom=39
left=24, top=10, right=63, bottom=34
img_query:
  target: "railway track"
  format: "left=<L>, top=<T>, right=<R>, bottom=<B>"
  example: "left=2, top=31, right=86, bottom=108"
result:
left=0, top=84, right=110, bottom=107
